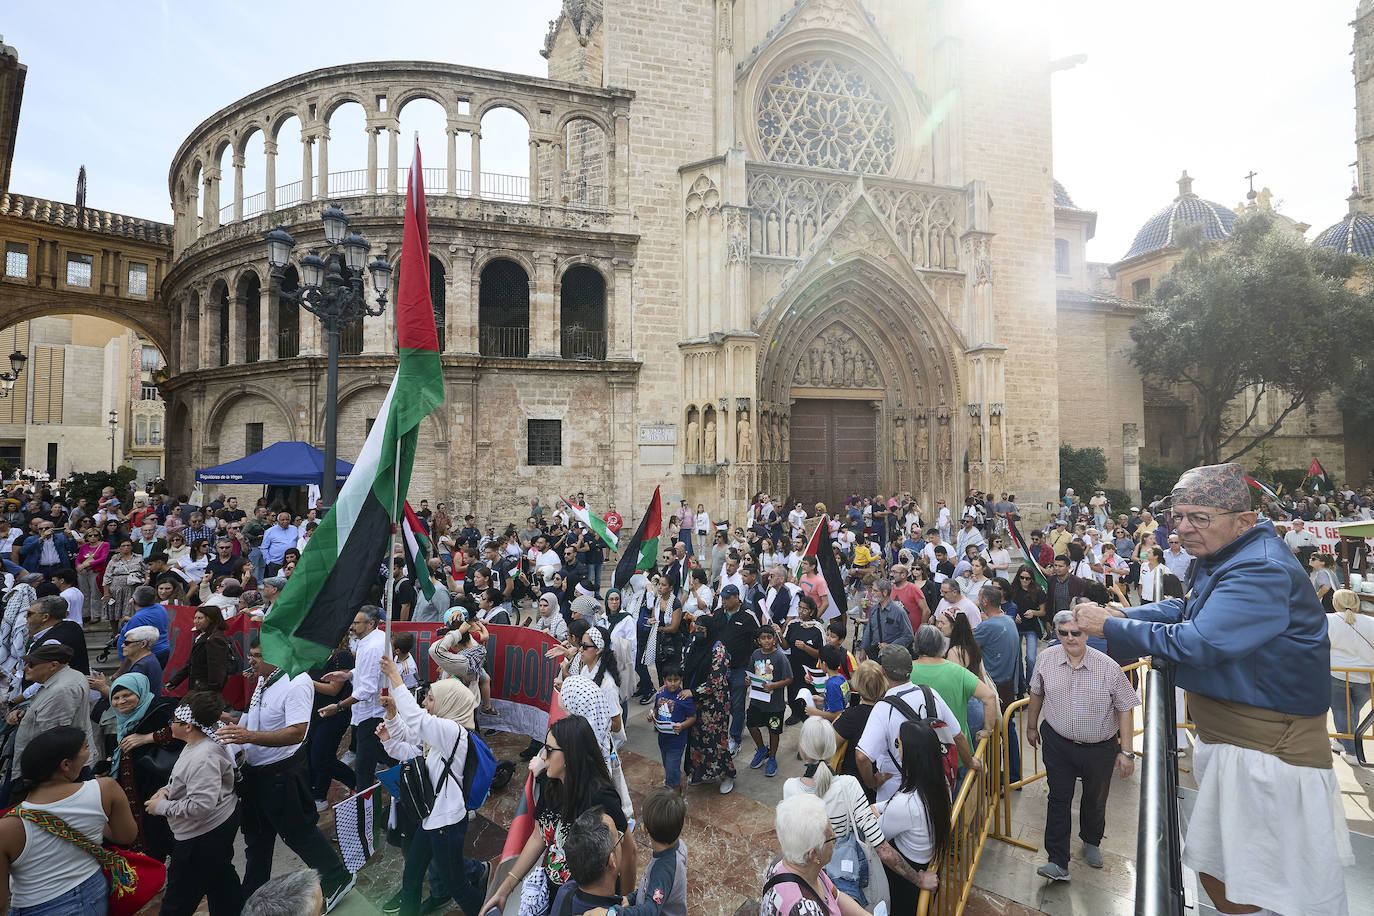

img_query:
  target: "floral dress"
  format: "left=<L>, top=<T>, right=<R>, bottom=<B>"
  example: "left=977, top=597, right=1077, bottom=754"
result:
left=102, top=554, right=148, bottom=622
left=687, top=640, right=737, bottom=783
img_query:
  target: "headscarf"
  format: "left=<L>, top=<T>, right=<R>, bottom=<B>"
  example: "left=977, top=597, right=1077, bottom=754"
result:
left=173, top=703, right=225, bottom=744
left=0, top=581, right=38, bottom=684
left=682, top=609, right=725, bottom=689
left=110, top=672, right=157, bottom=769
left=558, top=675, right=614, bottom=773
left=428, top=677, right=477, bottom=731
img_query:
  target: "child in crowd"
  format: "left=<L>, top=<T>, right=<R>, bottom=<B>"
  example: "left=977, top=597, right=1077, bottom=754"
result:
left=803, top=644, right=851, bottom=722
left=647, top=666, right=696, bottom=793
left=391, top=631, right=420, bottom=691
left=746, top=627, right=793, bottom=777
left=824, top=621, right=858, bottom=680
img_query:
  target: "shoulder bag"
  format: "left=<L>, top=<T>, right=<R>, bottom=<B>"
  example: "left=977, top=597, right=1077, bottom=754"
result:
left=396, top=730, right=464, bottom=823
left=821, top=779, right=890, bottom=910
left=5, top=807, right=165, bottom=916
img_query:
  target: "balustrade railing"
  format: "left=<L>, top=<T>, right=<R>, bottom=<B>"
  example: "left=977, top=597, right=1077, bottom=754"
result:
left=277, top=327, right=299, bottom=359
left=560, top=326, right=606, bottom=360
left=479, top=325, right=529, bottom=358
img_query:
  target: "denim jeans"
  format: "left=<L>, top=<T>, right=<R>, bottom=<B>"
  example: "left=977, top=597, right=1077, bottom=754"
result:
left=400, top=818, right=485, bottom=915
left=11, top=869, right=107, bottom=916
left=681, top=529, right=694, bottom=555
left=1331, top=677, right=1372, bottom=754
left=660, top=742, right=686, bottom=787
left=1018, top=630, right=1039, bottom=692
left=248, top=546, right=266, bottom=585
left=728, top=667, right=748, bottom=743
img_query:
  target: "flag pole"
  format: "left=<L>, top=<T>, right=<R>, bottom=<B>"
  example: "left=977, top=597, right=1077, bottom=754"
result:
left=385, top=436, right=401, bottom=654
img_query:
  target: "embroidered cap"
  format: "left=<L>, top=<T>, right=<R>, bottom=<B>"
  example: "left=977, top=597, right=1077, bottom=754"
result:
left=1170, top=463, right=1250, bottom=512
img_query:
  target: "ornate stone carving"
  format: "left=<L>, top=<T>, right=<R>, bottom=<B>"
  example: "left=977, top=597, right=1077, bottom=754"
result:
left=724, top=207, right=749, bottom=263
left=718, top=0, right=732, bottom=50
left=756, top=58, right=896, bottom=175
left=962, top=233, right=994, bottom=284
left=793, top=325, right=880, bottom=388
left=685, top=173, right=720, bottom=217
left=967, top=404, right=981, bottom=462
left=737, top=414, right=752, bottom=463
left=893, top=418, right=907, bottom=462
left=685, top=415, right=700, bottom=464
left=937, top=411, right=951, bottom=461
left=916, top=414, right=929, bottom=463
left=703, top=416, right=717, bottom=464
left=989, top=412, right=1003, bottom=462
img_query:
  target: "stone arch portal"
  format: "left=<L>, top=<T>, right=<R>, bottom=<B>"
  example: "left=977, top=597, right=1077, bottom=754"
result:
left=757, top=261, right=963, bottom=512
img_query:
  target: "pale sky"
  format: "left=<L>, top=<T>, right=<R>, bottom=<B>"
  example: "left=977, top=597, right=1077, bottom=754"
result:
left=4, top=0, right=1360, bottom=264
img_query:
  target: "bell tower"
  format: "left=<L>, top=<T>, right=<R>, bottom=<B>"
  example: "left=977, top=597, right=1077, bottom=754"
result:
left=1353, top=0, right=1374, bottom=211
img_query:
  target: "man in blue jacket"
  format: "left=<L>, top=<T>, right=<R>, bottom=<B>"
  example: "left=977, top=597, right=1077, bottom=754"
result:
left=19, top=522, right=73, bottom=576
left=1076, top=463, right=1350, bottom=916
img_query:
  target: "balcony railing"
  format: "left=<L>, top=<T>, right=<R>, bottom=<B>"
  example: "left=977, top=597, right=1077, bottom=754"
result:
left=278, top=326, right=299, bottom=359
left=560, top=325, right=606, bottom=360
left=479, top=325, right=530, bottom=358
left=219, top=166, right=581, bottom=223
left=139, top=382, right=161, bottom=401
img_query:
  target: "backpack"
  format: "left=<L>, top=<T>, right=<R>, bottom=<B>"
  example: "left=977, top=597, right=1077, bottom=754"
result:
left=460, top=728, right=499, bottom=811
left=879, top=684, right=959, bottom=798
left=396, top=731, right=465, bottom=823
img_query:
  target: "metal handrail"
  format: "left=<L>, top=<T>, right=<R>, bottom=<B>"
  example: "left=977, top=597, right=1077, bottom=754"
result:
left=915, top=730, right=1000, bottom=916
left=1137, top=660, right=1185, bottom=916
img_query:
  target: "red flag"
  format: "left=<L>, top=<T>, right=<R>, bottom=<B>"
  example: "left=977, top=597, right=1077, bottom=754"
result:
left=396, top=143, right=438, bottom=352
left=501, top=689, right=567, bottom=865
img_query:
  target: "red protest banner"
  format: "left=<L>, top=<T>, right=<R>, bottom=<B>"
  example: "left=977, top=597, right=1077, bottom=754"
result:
left=163, top=607, right=561, bottom=731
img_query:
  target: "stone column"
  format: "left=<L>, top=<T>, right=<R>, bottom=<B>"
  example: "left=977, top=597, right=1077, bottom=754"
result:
left=227, top=295, right=248, bottom=365
left=188, top=183, right=200, bottom=241
left=608, top=258, right=633, bottom=360
left=470, top=131, right=482, bottom=199
left=366, top=128, right=378, bottom=194
left=387, top=128, right=400, bottom=194
left=1123, top=422, right=1141, bottom=506
left=528, top=139, right=540, bottom=203
left=300, top=135, right=314, bottom=205
left=550, top=142, right=563, bottom=203
left=182, top=298, right=198, bottom=372
left=316, top=129, right=330, bottom=200
left=449, top=245, right=475, bottom=353
left=262, top=285, right=279, bottom=361
left=446, top=127, right=458, bottom=196
left=197, top=289, right=213, bottom=368
left=203, top=167, right=221, bottom=232
left=264, top=140, right=277, bottom=213
left=530, top=251, right=557, bottom=356
left=299, top=311, right=322, bottom=358
left=232, top=152, right=245, bottom=222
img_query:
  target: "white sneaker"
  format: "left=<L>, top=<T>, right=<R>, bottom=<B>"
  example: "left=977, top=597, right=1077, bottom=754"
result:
left=315, top=799, right=329, bottom=813
left=728, top=738, right=739, bottom=755
left=1341, top=751, right=1362, bottom=767
left=719, top=778, right=735, bottom=794
left=1331, top=738, right=1345, bottom=754
left=340, top=750, right=356, bottom=767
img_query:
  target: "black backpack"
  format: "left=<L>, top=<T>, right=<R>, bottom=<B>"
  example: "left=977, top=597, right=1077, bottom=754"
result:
left=879, top=684, right=959, bottom=798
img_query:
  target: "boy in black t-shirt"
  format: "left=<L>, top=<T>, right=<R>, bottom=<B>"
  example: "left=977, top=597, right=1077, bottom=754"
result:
left=745, top=628, right=792, bottom=777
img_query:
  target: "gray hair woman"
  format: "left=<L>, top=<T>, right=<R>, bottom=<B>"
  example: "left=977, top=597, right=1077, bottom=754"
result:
left=242, top=868, right=323, bottom=916
left=760, top=794, right=868, bottom=915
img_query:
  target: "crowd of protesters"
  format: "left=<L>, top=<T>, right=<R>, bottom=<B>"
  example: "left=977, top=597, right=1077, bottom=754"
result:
left=0, top=471, right=1367, bottom=915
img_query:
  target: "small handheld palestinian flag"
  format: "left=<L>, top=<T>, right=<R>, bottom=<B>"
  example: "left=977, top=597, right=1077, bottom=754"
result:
left=562, top=496, right=618, bottom=550
left=803, top=515, right=848, bottom=620
left=1005, top=515, right=1050, bottom=593
left=1244, top=476, right=1283, bottom=511
left=613, top=485, right=661, bottom=589
left=401, top=501, right=436, bottom=601
left=1304, top=459, right=1331, bottom=493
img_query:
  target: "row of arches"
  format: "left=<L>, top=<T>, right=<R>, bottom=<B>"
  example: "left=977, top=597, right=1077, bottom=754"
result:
left=173, top=72, right=622, bottom=250
left=177, top=256, right=608, bottom=371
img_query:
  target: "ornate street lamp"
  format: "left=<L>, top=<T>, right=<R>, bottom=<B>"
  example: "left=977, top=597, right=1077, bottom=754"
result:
left=0, top=349, right=27, bottom=399
left=265, top=208, right=392, bottom=509
left=107, top=409, right=118, bottom=472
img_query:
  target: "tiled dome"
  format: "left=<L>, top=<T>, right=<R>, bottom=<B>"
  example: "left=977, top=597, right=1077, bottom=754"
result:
left=1053, top=180, right=1077, bottom=208
left=1312, top=192, right=1374, bottom=256
left=1123, top=171, right=1236, bottom=261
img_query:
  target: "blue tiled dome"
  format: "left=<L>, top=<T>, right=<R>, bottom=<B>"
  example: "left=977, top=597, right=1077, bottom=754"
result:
left=1312, top=196, right=1374, bottom=256
left=1053, top=180, right=1077, bottom=208
left=1123, top=171, right=1236, bottom=261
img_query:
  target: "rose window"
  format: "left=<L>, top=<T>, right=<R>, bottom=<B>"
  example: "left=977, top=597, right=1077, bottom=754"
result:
left=757, top=58, right=896, bottom=174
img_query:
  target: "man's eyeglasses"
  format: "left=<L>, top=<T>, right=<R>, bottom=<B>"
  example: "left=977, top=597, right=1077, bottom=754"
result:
left=1169, top=510, right=1243, bottom=529
left=1056, top=628, right=1082, bottom=638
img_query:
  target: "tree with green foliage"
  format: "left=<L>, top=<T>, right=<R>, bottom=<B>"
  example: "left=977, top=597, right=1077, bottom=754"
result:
left=65, top=467, right=137, bottom=509
left=1059, top=444, right=1107, bottom=499
left=1131, top=211, right=1374, bottom=465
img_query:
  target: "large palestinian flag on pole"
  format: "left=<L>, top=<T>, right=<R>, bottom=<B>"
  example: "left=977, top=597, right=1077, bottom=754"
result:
left=803, top=515, right=848, bottom=620
left=613, top=485, right=661, bottom=589
left=261, top=139, right=445, bottom=676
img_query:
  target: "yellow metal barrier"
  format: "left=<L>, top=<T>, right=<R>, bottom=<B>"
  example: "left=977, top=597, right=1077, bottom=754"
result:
left=1331, top=667, right=1374, bottom=744
left=915, top=729, right=1000, bottom=916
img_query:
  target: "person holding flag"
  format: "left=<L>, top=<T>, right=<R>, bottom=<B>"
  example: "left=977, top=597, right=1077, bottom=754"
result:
left=562, top=495, right=617, bottom=594
left=261, top=137, right=445, bottom=678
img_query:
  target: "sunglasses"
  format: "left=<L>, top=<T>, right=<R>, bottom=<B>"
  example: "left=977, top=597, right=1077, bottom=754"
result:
left=1056, top=629, right=1082, bottom=638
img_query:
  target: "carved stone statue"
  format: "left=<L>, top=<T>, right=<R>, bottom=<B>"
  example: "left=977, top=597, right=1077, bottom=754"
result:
left=916, top=415, right=930, bottom=463
left=989, top=413, right=1003, bottom=462
left=968, top=420, right=982, bottom=462
left=686, top=418, right=700, bottom=464
left=893, top=418, right=907, bottom=462
left=703, top=417, right=717, bottom=463
left=737, top=416, right=752, bottom=463
left=938, top=414, right=951, bottom=460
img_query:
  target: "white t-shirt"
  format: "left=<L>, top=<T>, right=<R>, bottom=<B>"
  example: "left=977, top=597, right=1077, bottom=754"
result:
left=936, top=595, right=982, bottom=629
left=878, top=789, right=937, bottom=865
left=857, top=683, right=963, bottom=801
left=986, top=548, right=1011, bottom=574
left=684, top=584, right=713, bottom=618
left=782, top=773, right=885, bottom=848
left=60, top=586, right=84, bottom=625
left=788, top=509, right=806, bottom=538
left=235, top=672, right=314, bottom=766
left=1284, top=528, right=1317, bottom=550
left=1328, top=613, right=1374, bottom=684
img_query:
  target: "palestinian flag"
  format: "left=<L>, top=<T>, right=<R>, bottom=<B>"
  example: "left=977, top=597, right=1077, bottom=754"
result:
left=563, top=496, right=618, bottom=549
left=261, top=139, right=445, bottom=676
left=1244, top=476, right=1284, bottom=510
left=1304, top=458, right=1331, bottom=493
left=402, top=501, right=436, bottom=600
left=613, top=485, right=661, bottom=589
left=1005, top=515, right=1050, bottom=593
left=803, top=515, right=848, bottom=621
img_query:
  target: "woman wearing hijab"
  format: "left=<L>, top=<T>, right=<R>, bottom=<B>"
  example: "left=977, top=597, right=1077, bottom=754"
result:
left=682, top=610, right=737, bottom=794
left=604, top=587, right=639, bottom=714
left=104, top=671, right=181, bottom=859
left=377, top=654, right=487, bottom=916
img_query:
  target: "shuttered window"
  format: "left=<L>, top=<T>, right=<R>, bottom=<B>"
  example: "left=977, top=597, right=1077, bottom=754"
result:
left=0, top=325, right=28, bottom=424
left=30, top=346, right=64, bottom=425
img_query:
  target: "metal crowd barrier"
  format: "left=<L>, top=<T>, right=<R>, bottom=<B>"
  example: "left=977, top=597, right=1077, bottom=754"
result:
left=915, top=729, right=1000, bottom=916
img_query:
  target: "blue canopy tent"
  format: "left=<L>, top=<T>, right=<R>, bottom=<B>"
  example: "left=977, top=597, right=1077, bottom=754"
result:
left=195, top=441, right=352, bottom=486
